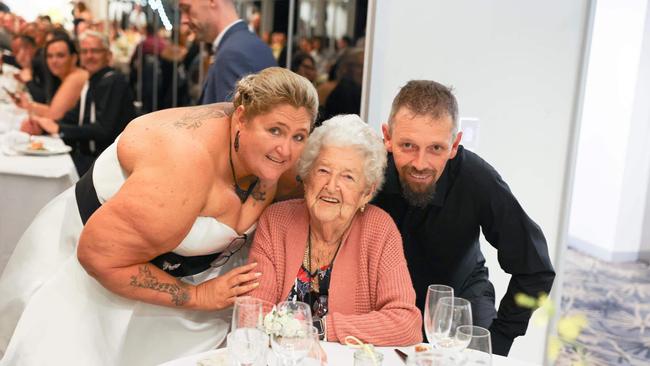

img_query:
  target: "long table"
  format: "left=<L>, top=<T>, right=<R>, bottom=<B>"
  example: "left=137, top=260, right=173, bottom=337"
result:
left=0, top=135, right=78, bottom=273
left=159, top=341, right=540, bottom=366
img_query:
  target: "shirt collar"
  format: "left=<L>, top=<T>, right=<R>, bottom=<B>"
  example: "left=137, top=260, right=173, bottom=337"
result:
left=212, top=19, right=244, bottom=52
left=384, top=147, right=464, bottom=208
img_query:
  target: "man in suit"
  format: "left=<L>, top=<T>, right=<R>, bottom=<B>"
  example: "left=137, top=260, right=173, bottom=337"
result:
left=180, top=0, right=276, bottom=104
left=21, top=31, right=136, bottom=175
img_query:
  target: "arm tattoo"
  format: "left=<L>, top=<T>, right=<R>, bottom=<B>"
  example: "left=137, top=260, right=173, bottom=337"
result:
left=130, top=264, right=191, bottom=306
left=173, top=105, right=230, bottom=130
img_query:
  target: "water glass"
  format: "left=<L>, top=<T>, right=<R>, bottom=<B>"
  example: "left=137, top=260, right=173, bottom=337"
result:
left=430, top=297, right=473, bottom=352
left=232, top=296, right=264, bottom=330
left=456, top=325, right=492, bottom=365
left=303, top=326, right=327, bottom=366
left=271, top=301, right=313, bottom=366
left=424, top=285, right=454, bottom=345
left=227, top=328, right=268, bottom=366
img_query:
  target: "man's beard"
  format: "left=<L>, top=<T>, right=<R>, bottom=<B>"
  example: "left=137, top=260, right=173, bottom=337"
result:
left=398, top=166, right=437, bottom=208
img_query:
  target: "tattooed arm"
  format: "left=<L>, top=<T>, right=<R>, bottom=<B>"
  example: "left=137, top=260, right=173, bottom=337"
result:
left=77, top=126, right=259, bottom=310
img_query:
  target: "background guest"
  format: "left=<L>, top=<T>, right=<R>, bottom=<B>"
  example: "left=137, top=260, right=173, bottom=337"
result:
left=179, top=0, right=276, bottom=104
left=23, top=31, right=136, bottom=175
left=15, top=36, right=87, bottom=120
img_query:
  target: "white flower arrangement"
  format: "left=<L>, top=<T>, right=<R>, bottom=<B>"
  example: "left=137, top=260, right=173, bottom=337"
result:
left=263, top=306, right=307, bottom=338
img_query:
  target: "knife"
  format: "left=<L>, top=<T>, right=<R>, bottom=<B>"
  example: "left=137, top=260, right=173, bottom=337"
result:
left=394, top=348, right=408, bottom=364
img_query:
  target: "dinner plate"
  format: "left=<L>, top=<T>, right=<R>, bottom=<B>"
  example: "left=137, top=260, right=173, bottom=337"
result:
left=14, top=143, right=72, bottom=156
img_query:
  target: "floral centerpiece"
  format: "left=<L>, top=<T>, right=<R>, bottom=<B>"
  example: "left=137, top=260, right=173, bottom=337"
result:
left=262, top=305, right=308, bottom=338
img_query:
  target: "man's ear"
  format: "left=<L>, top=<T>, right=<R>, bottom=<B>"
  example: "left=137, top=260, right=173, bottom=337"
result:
left=381, top=123, right=392, bottom=152
left=449, top=131, right=463, bottom=159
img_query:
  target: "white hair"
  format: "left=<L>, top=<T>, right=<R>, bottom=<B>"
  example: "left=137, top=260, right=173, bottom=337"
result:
left=78, top=30, right=110, bottom=50
left=297, top=114, right=387, bottom=196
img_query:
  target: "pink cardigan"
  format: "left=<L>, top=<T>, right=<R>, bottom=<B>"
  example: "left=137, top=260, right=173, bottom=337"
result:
left=248, top=199, right=422, bottom=346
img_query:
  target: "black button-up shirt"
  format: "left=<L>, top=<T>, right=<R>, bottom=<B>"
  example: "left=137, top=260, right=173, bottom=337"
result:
left=372, top=146, right=555, bottom=354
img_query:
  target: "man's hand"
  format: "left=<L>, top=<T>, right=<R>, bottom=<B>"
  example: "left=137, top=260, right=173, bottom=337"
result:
left=193, top=262, right=261, bottom=310
left=19, top=118, right=43, bottom=135
left=30, top=115, right=59, bottom=135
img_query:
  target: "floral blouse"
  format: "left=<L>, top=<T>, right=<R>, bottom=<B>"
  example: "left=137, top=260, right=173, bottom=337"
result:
left=286, top=263, right=333, bottom=320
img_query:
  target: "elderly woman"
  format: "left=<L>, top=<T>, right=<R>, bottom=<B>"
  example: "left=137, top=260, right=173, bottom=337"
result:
left=249, top=115, right=422, bottom=346
left=0, top=67, right=318, bottom=365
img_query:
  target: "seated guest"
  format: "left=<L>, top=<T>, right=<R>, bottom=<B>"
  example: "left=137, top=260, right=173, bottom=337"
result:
left=248, top=115, right=422, bottom=346
left=14, top=36, right=88, bottom=120
left=13, top=35, right=45, bottom=102
left=291, top=51, right=317, bottom=85
left=22, top=31, right=136, bottom=175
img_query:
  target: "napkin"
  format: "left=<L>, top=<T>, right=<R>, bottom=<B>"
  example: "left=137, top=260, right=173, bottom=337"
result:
left=1, top=130, right=30, bottom=156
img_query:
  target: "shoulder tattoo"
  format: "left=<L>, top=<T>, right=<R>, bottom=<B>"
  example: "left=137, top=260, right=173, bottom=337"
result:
left=173, top=106, right=229, bottom=130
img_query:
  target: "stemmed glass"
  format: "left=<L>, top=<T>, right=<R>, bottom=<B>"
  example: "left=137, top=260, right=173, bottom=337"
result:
left=303, top=326, right=327, bottom=366
left=270, top=301, right=313, bottom=366
left=228, top=297, right=269, bottom=366
left=232, top=296, right=264, bottom=330
left=430, top=297, right=473, bottom=355
left=456, top=325, right=492, bottom=366
left=423, top=285, right=454, bottom=345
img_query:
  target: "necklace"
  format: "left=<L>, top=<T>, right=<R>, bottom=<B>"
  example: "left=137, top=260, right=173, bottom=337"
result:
left=229, top=130, right=258, bottom=203
left=306, top=226, right=344, bottom=293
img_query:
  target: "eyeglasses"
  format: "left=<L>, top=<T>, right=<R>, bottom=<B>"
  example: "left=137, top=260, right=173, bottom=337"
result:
left=210, top=233, right=248, bottom=268
left=184, top=234, right=248, bottom=285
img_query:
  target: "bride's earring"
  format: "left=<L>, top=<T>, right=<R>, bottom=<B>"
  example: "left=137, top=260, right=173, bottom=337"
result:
left=234, top=131, right=240, bottom=152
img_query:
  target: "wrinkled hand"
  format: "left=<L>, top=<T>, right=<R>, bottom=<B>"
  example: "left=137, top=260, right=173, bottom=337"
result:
left=194, top=262, right=261, bottom=310
left=20, top=118, right=43, bottom=135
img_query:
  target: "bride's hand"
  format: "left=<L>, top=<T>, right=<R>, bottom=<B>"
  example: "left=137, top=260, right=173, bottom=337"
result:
left=194, top=262, right=261, bottom=310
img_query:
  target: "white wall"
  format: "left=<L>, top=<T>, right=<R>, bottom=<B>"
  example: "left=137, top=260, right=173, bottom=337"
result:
left=364, top=1, right=590, bottom=364
left=568, top=0, right=650, bottom=262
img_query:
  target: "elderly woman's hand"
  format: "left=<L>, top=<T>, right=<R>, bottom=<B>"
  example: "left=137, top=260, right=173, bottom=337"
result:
left=194, top=262, right=261, bottom=310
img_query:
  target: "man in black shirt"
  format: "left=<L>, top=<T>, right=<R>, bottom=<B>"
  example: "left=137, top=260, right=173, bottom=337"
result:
left=22, top=31, right=136, bottom=175
left=372, top=80, right=555, bottom=356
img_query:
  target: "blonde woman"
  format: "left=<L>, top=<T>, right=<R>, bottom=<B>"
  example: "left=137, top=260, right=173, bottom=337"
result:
left=0, top=67, right=318, bottom=365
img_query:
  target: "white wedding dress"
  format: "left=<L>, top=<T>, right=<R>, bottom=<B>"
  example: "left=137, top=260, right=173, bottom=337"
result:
left=0, top=140, right=254, bottom=365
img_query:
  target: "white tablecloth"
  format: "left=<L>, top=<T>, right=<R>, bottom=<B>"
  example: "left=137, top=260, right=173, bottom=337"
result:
left=159, top=341, right=540, bottom=366
left=0, top=134, right=78, bottom=273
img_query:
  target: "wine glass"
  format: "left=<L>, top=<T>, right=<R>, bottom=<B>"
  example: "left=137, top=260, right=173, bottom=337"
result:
left=303, top=326, right=327, bottom=366
left=456, top=325, right=492, bottom=365
left=227, top=327, right=269, bottom=366
left=430, top=297, right=473, bottom=353
left=270, top=301, right=313, bottom=366
left=232, top=296, right=264, bottom=330
left=423, top=285, right=454, bottom=346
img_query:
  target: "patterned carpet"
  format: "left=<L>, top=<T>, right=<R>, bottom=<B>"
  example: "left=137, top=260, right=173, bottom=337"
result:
left=556, top=248, right=650, bottom=365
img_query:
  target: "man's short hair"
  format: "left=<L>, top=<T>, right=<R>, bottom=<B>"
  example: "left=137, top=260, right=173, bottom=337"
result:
left=388, top=80, right=459, bottom=136
left=78, top=30, right=109, bottom=50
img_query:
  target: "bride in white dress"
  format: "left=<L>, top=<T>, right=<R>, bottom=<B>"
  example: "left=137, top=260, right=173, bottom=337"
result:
left=0, top=67, right=318, bottom=365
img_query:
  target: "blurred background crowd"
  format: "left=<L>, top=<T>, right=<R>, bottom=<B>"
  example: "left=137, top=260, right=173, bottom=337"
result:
left=0, top=0, right=367, bottom=123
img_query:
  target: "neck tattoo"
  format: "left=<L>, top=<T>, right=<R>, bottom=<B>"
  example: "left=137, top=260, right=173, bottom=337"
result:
left=229, top=130, right=258, bottom=203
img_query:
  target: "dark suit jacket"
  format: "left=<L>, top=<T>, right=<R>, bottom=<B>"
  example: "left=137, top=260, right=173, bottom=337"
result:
left=199, top=21, right=276, bottom=104
left=59, top=66, right=136, bottom=175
